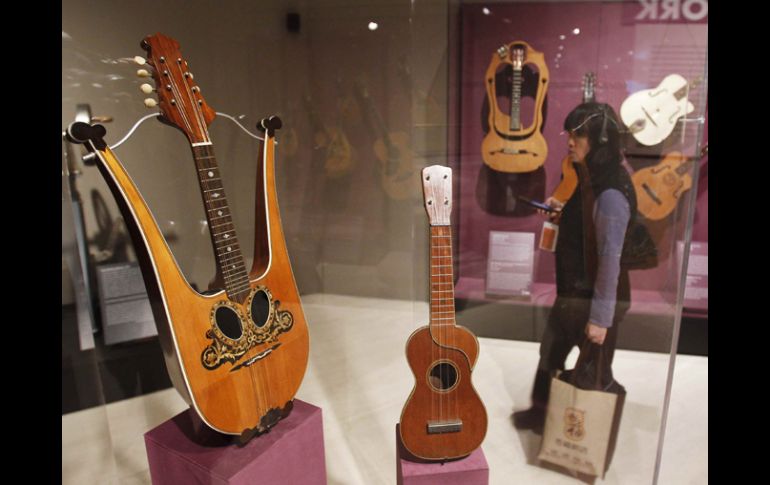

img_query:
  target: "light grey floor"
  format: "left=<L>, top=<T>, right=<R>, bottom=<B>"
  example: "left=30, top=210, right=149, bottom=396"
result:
left=62, top=294, right=707, bottom=484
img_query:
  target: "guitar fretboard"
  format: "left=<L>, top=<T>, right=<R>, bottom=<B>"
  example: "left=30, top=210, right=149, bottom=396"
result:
left=510, top=64, right=523, bottom=131
left=192, top=144, right=250, bottom=302
left=429, top=225, right=456, bottom=328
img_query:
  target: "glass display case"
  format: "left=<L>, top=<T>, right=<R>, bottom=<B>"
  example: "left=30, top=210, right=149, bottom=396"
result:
left=62, top=1, right=707, bottom=483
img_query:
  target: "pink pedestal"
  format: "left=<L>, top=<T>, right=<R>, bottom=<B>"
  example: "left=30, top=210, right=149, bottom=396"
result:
left=144, top=399, right=326, bottom=485
left=395, top=424, right=489, bottom=485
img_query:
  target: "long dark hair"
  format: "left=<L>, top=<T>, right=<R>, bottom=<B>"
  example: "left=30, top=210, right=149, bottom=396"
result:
left=563, top=102, right=625, bottom=190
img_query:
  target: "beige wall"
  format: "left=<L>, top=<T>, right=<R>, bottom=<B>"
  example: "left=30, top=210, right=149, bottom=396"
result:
left=62, top=0, right=452, bottom=304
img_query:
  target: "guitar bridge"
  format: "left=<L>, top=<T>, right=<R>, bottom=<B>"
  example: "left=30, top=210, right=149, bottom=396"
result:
left=427, top=420, right=463, bottom=434
left=492, top=148, right=538, bottom=156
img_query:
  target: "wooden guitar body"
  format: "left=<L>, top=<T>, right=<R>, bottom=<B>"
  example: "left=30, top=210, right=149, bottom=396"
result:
left=400, top=325, right=487, bottom=460
left=481, top=40, right=549, bottom=173
left=84, top=130, right=309, bottom=437
left=632, top=151, right=692, bottom=220
left=481, top=127, right=548, bottom=173
left=69, top=34, right=310, bottom=439
left=551, top=154, right=578, bottom=204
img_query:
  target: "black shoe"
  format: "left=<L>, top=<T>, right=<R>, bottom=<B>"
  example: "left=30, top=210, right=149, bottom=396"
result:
left=513, top=407, right=545, bottom=435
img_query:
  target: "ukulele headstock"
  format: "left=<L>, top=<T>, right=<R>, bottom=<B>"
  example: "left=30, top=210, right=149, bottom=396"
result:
left=421, top=165, right=452, bottom=226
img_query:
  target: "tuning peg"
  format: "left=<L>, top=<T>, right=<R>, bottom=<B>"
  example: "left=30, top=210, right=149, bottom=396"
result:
left=137, top=68, right=151, bottom=78
left=144, top=98, right=158, bottom=108
left=134, top=56, right=147, bottom=66
left=140, top=83, right=154, bottom=94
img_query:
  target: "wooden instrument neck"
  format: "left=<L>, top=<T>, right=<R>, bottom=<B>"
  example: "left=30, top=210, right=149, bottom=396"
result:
left=191, top=144, right=250, bottom=302
left=429, top=225, right=455, bottom=328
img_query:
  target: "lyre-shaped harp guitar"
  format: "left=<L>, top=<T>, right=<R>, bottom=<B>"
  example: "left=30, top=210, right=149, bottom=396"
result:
left=481, top=40, right=549, bottom=173
left=399, top=165, right=487, bottom=460
left=67, top=33, right=309, bottom=440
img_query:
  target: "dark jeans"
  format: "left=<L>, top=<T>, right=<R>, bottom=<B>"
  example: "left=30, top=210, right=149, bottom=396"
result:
left=531, top=294, right=627, bottom=406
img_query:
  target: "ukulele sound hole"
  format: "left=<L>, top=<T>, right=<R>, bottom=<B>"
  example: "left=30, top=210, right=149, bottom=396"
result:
left=214, top=306, right=243, bottom=340
left=250, top=289, right=271, bottom=328
left=428, top=362, right=458, bottom=392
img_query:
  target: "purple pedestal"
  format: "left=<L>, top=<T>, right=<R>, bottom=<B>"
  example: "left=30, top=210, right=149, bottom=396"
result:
left=396, top=424, right=489, bottom=485
left=144, top=399, right=326, bottom=485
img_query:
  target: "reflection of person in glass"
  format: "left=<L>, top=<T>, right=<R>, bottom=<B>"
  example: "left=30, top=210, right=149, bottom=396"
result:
left=513, top=102, right=636, bottom=433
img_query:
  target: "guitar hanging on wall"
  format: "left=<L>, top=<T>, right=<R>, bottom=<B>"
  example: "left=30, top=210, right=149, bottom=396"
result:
left=552, top=71, right=596, bottom=204
left=67, top=33, right=309, bottom=441
left=620, top=74, right=700, bottom=147
left=632, top=144, right=708, bottom=220
left=481, top=40, right=549, bottom=173
left=399, top=165, right=487, bottom=461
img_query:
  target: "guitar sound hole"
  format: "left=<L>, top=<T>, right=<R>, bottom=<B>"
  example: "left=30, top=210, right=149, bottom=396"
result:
left=250, top=289, right=271, bottom=328
left=214, top=306, right=243, bottom=340
left=428, top=362, right=458, bottom=391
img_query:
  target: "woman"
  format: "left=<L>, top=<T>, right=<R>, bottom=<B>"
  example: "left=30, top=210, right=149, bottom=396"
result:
left=513, top=102, right=636, bottom=433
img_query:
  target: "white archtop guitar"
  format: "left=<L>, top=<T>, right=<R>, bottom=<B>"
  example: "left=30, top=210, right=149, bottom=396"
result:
left=620, top=74, right=699, bottom=146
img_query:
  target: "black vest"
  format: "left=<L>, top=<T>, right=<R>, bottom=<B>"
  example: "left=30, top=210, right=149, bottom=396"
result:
left=555, top=163, right=636, bottom=303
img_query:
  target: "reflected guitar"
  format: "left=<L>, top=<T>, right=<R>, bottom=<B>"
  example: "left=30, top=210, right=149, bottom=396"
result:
left=620, top=74, right=700, bottom=146
left=353, top=79, right=417, bottom=200
left=481, top=41, right=549, bottom=173
left=304, top=90, right=354, bottom=179
left=632, top=144, right=708, bottom=220
left=552, top=71, right=596, bottom=204
left=67, top=33, right=309, bottom=440
left=399, top=165, right=487, bottom=460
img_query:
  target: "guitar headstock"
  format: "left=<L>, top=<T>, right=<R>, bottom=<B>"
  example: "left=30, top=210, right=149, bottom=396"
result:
left=421, top=165, right=452, bottom=226
left=511, top=46, right=525, bottom=71
left=582, top=72, right=596, bottom=103
left=139, top=33, right=216, bottom=144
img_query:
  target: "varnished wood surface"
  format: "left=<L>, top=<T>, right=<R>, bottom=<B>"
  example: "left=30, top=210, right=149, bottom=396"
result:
left=400, top=325, right=487, bottom=460
left=552, top=154, right=578, bottom=203
left=91, top=134, right=309, bottom=435
left=481, top=40, right=549, bottom=173
left=632, top=151, right=692, bottom=221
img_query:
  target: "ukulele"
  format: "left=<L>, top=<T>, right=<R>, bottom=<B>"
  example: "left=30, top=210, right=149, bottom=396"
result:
left=353, top=78, right=418, bottom=201
left=399, top=165, right=487, bottom=460
left=552, top=72, right=596, bottom=204
left=620, top=74, right=700, bottom=147
left=68, top=33, right=310, bottom=440
left=481, top=41, right=549, bottom=173
left=632, top=144, right=708, bottom=220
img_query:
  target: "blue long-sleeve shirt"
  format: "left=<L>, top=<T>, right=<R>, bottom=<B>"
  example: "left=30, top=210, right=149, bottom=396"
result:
left=589, top=189, right=630, bottom=328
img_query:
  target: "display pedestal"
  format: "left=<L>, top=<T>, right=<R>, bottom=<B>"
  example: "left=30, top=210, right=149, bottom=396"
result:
left=144, top=399, right=326, bottom=485
left=395, top=424, right=489, bottom=485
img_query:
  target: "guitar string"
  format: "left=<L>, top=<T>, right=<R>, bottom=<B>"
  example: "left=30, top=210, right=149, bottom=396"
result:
left=173, top=60, right=266, bottom=426
left=429, top=203, right=436, bottom=431
left=165, top=62, right=241, bottom=295
left=488, top=49, right=540, bottom=141
left=446, top=224, right=456, bottom=425
left=191, top=72, right=271, bottom=423
left=428, top=222, right=434, bottom=430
